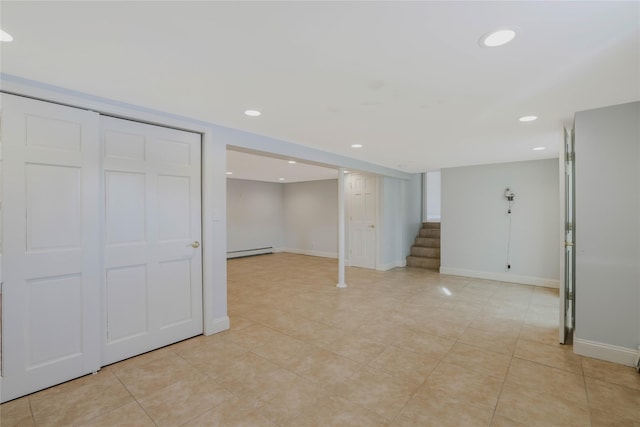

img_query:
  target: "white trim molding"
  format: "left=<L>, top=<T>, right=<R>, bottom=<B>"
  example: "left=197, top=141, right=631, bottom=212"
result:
left=439, top=267, right=560, bottom=288
left=377, top=260, right=406, bottom=272
left=574, top=337, right=640, bottom=367
left=206, top=316, right=231, bottom=336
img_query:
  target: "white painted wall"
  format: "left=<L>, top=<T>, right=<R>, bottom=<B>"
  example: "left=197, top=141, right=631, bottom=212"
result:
left=426, top=170, right=441, bottom=221
left=574, top=101, right=640, bottom=365
left=441, top=159, right=560, bottom=287
left=283, top=179, right=338, bottom=258
left=226, top=178, right=284, bottom=254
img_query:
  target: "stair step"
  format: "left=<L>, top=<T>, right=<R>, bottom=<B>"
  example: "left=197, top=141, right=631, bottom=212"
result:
left=415, top=237, right=441, bottom=248
left=410, top=246, right=440, bottom=258
left=406, top=256, right=440, bottom=270
left=422, top=222, right=441, bottom=229
left=419, top=228, right=440, bottom=238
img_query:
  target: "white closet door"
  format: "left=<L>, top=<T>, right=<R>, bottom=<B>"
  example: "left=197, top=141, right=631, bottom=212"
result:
left=101, top=116, right=203, bottom=365
left=349, top=174, right=377, bottom=269
left=1, top=94, right=101, bottom=402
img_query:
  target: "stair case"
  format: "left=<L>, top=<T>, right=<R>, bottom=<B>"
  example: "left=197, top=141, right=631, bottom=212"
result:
left=406, top=222, right=440, bottom=270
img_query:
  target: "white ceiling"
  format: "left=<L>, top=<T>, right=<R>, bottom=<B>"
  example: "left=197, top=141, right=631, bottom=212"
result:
left=1, top=1, right=638, bottom=178
left=227, top=149, right=338, bottom=183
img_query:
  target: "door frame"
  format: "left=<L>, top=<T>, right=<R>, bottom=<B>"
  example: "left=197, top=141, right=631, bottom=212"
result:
left=0, top=80, right=229, bottom=343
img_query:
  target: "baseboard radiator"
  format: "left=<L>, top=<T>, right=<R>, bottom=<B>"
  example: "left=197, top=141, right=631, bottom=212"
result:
left=227, top=247, right=274, bottom=259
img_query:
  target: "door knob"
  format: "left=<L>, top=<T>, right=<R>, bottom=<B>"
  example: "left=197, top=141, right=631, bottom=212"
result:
left=369, top=224, right=375, bottom=229
left=191, top=241, right=200, bottom=248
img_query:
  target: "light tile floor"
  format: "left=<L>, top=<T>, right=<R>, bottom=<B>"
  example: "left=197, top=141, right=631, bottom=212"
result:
left=2, top=253, right=640, bottom=426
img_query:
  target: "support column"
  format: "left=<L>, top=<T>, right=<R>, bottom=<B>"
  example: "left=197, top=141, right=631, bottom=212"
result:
left=337, top=168, right=347, bottom=288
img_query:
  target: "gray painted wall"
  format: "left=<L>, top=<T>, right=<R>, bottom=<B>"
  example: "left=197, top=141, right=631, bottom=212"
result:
left=574, top=101, right=640, bottom=352
left=226, top=179, right=285, bottom=253
left=441, top=159, right=560, bottom=285
left=283, top=179, right=338, bottom=257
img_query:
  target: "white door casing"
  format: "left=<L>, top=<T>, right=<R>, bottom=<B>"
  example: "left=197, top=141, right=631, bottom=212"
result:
left=101, top=116, right=203, bottom=365
left=349, top=173, right=377, bottom=269
left=1, top=94, right=101, bottom=402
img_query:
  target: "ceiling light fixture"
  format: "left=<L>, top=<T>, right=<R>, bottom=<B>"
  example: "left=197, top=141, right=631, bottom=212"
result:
left=533, top=147, right=546, bottom=151
left=344, top=170, right=349, bottom=174
left=351, top=144, right=363, bottom=148
left=0, top=29, right=14, bottom=42
left=278, top=178, right=285, bottom=181
left=519, top=115, right=538, bottom=122
left=244, top=109, right=261, bottom=117
left=479, top=28, right=516, bottom=47
left=287, top=160, right=296, bottom=164
left=226, top=172, right=233, bottom=175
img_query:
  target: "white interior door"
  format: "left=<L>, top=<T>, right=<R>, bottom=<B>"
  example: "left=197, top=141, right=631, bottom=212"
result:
left=349, top=174, right=377, bottom=269
left=1, top=94, right=101, bottom=402
left=101, top=116, right=203, bottom=365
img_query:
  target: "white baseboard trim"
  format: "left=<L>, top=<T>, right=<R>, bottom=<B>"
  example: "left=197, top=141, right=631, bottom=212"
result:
left=439, top=267, right=559, bottom=288
left=227, top=247, right=274, bottom=258
left=278, top=248, right=338, bottom=259
left=205, top=316, right=230, bottom=336
left=574, top=337, right=640, bottom=367
left=377, top=260, right=406, bottom=271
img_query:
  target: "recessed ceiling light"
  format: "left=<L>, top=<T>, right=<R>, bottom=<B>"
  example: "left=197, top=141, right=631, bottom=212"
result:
left=278, top=177, right=285, bottom=181
left=226, top=171, right=233, bottom=175
left=0, top=29, right=14, bottom=42
left=244, top=109, right=261, bottom=117
left=351, top=144, right=363, bottom=148
left=479, top=28, right=516, bottom=47
left=344, top=170, right=349, bottom=174
left=533, top=147, right=546, bottom=151
left=287, top=160, right=296, bottom=164
left=519, top=115, right=538, bottom=122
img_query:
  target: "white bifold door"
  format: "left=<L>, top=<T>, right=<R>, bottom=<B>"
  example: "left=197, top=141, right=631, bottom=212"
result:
left=1, top=94, right=203, bottom=402
left=1, top=94, right=102, bottom=401
left=101, top=116, right=203, bottom=365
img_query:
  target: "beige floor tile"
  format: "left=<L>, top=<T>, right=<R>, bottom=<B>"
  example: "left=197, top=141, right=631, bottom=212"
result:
left=259, top=377, right=328, bottom=425
left=514, top=338, right=582, bottom=374
left=443, top=342, right=512, bottom=379
left=519, top=323, right=560, bottom=346
left=582, top=356, right=640, bottom=391
left=77, top=402, right=155, bottom=427
left=331, top=367, right=420, bottom=421
left=138, top=375, right=233, bottom=426
left=393, top=328, right=455, bottom=357
left=458, top=326, right=519, bottom=355
left=224, top=323, right=288, bottom=350
left=368, top=345, right=440, bottom=382
left=420, top=361, right=504, bottom=409
left=0, top=397, right=34, bottom=427
left=586, top=377, right=640, bottom=422
left=291, top=395, right=390, bottom=427
left=216, top=352, right=301, bottom=402
left=177, top=335, right=248, bottom=374
left=108, top=346, right=177, bottom=375
left=181, top=395, right=274, bottom=427
left=290, top=346, right=363, bottom=386
left=468, top=312, right=524, bottom=334
left=505, top=357, right=588, bottom=408
left=323, top=333, right=387, bottom=364
left=490, top=414, right=528, bottom=427
left=252, top=333, right=312, bottom=367
left=111, top=352, right=200, bottom=400
left=393, top=389, right=494, bottom=427
left=495, top=381, right=591, bottom=427
left=590, top=409, right=640, bottom=427
left=30, top=370, right=133, bottom=427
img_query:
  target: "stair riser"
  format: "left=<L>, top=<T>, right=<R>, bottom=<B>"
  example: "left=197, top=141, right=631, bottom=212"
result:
left=410, top=247, right=440, bottom=258
left=419, top=229, right=440, bottom=238
left=414, top=237, right=441, bottom=248
left=422, top=222, right=441, bottom=229
left=406, top=256, right=440, bottom=270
